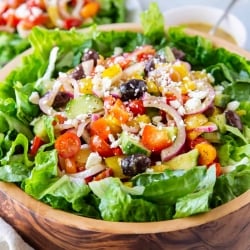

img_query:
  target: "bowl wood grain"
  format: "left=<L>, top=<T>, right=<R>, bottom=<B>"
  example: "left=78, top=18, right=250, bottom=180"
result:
left=0, top=23, right=250, bottom=250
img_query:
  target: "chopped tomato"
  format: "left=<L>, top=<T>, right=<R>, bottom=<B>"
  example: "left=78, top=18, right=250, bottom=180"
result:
left=93, top=168, right=113, bottom=181
left=112, top=147, right=123, bottom=156
left=89, top=135, right=114, bottom=157
left=165, top=92, right=177, bottom=105
left=55, top=131, right=81, bottom=158
left=214, top=162, right=222, bottom=177
left=90, top=117, right=111, bottom=140
left=29, top=136, right=44, bottom=156
left=109, top=99, right=131, bottom=124
left=141, top=124, right=172, bottom=152
left=53, top=114, right=67, bottom=125
left=8, top=0, right=25, bottom=8
left=5, top=13, right=20, bottom=28
left=27, top=0, right=46, bottom=9
left=63, top=17, right=82, bottom=29
left=127, top=99, right=145, bottom=116
left=129, top=45, right=156, bottom=62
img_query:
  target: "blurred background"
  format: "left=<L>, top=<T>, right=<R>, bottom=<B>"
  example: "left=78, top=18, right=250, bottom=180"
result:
left=138, top=0, right=249, bottom=51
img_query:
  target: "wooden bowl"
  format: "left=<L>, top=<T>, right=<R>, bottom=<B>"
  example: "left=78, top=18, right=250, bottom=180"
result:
left=0, top=23, right=250, bottom=250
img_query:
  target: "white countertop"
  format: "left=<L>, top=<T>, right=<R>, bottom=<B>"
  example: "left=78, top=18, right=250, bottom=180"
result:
left=138, top=0, right=250, bottom=51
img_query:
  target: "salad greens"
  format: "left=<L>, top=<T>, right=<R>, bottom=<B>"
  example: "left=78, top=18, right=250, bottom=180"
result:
left=0, top=3, right=249, bottom=222
left=0, top=0, right=126, bottom=68
left=0, top=32, right=30, bottom=68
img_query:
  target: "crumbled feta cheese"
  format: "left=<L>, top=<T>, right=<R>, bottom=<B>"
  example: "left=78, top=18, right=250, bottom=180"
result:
left=177, top=105, right=186, bottom=116
left=14, top=4, right=30, bottom=19
left=95, top=65, right=105, bottom=73
left=184, top=98, right=202, bottom=113
left=114, top=47, right=123, bottom=56
left=169, top=99, right=181, bottom=109
left=226, top=101, right=240, bottom=111
left=29, top=92, right=40, bottom=104
left=85, top=152, right=102, bottom=169
left=188, top=90, right=208, bottom=99
left=152, top=116, right=162, bottom=124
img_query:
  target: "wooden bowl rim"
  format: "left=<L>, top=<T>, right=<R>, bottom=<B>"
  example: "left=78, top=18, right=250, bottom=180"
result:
left=0, top=22, right=250, bottom=234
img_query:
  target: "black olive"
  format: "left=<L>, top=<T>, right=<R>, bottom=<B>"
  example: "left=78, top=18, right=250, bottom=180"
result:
left=121, top=154, right=151, bottom=177
left=120, top=79, right=147, bottom=101
left=52, top=92, right=72, bottom=109
left=144, top=59, right=155, bottom=77
left=171, top=47, right=185, bottom=60
left=225, top=110, right=243, bottom=130
left=82, top=49, right=99, bottom=66
left=70, top=64, right=85, bottom=80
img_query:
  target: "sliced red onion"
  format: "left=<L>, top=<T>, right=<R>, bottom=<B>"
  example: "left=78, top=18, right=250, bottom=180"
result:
left=71, top=0, right=84, bottom=17
left=194, top=122, right=218, bottom=133
left=122, top=62, right=144, bottom=79
left=82, top=60, right=94, bottom=76
left=185, top=81, right=215, bottom=115
left=68, top=164, right=105, bottom=179
left=38, top=80, right=62, bottom=115
left=58, top=0, right=71, bottom=19
left=143, top=94, right=186, bottom=162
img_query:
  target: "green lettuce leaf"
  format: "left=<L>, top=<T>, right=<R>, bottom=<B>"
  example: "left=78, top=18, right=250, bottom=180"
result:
left=174, top=165, right=216, bottom=218
left=211, top=164, right=250, bottom=207
left=22, top=149, right=59, bottom=199
left=0, top=133, right=33, bottom=167
left=140, top=2, right=165, bottom=44
left=95, top=0, right=126, bottom=24
left=89, top=177, right=174, bottom=222
left=141, top=167, right=207, bottom=205
left=0, top=32, right=30, bottom=68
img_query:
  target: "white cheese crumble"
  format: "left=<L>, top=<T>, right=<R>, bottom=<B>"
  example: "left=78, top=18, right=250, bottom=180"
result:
left=85, top=152, right=102, bottom=169
left=184, top=98, right=202, bottom=113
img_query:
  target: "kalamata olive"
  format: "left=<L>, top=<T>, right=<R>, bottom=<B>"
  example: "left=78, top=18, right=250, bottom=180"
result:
left=144, top=59, right=155, bottom=77
left=70, top=64, right=85, bottom=80
left=171, top=47, right=185, bottom=60
left=225, top=110, right=243, bottom=130
left=120, top=79, right=147, bottom=101
left=52, top=92, right=73, bottom=109
left=121, top=154, right=151, bottom=177
left=82, top=49, right=99, bottom=66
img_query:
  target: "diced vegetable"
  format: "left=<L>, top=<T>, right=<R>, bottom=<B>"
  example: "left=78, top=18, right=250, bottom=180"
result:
left=65, top=94, right=103, bottom=119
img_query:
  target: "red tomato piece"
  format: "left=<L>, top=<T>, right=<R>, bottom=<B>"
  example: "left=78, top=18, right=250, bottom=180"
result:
left=8, top=0, right=25, bottom=8
left=93, top=168, right=114, bottom=181
left=55, top=131, right=81, bottom=158
left=29, top=136, right=44, bottom=156
left=89, top=135, right=114, bottom=157
left=165, top=92, right=177, bottom=105
left=90, top=117, right=111, bottom=140
left=63, top=17, right=82, bottom=29
left=127, top=99, right=145, bottom=116
left=129, top=45, right=156, bottom=62
left=141, top=124, right=172, bottom=152
left=112, top=147, right=123, bottom=156
left=188, top=136, right=208, bottom=149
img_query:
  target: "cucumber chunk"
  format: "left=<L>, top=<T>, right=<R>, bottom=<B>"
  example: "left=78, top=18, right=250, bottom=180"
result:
left=65, top=94, right=103, bottom=119
left=162, top=148, right=199, bottom=170
left=120, top=131, right=151, bottom=156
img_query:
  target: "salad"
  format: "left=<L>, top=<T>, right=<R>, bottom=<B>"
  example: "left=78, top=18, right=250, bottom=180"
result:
left=0, top=3, right=249, bottom=222
left=0, top=0, right=126, bottom=67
